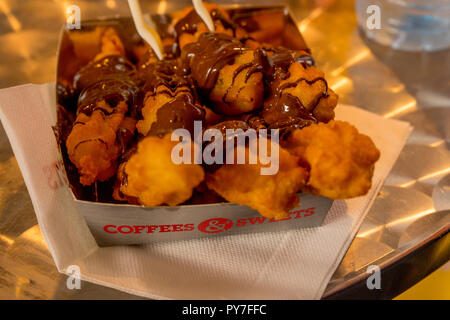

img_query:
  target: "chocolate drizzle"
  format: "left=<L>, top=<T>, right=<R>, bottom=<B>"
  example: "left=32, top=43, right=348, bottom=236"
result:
left=57, top=6, right=334, bottom=204
left=261, top=68, right=328, bottom=133
left=140, top=57, right=193, bottom=96
left=73, top=55, right=136, bottom=92
left=77, top=78, right=137, bottom=116
left=148, top=94, right=205, bottom=137
left=74, top=55, right=138, bottom=116
left=221, top=48, right=266, bottom=105
left=174, top=8, right=235, bottom=39
left=181, top=33, right=246, bottom=91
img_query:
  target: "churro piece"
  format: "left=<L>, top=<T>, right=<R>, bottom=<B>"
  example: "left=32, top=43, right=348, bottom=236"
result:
left=66, top=101, right=129, bottom=185
left=67, top=28, right=137, bottom=186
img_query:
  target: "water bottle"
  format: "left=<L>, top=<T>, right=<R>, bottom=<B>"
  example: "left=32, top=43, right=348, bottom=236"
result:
left=355, top=0, right=450, bottom=51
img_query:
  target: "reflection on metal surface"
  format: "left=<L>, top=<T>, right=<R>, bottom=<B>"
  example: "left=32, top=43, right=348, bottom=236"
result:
left=399, top=168, right=450, bottom=189
left=298, top=6, right=325, bottom=33
left=398, top=210, right=450, bottom=248
left=0, top=0, right=449, bottom=299
left=397, top=108, right=450, bottom=149
left=384, top=101, right=417, bottom=118
left=330, top=77, right=351, bottom=91
left=0, top=234, right=14, bottom=246
left=330, top=49, right=370, bottom=77
left=0, top=1, right=22, bottom=32
left=385, top=144, right=450, bottom=195
left=433, top=174, right=450, bottom=211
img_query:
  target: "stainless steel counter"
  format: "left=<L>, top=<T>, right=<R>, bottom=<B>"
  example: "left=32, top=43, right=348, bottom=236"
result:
left=0, top=0, right=448, bottom=299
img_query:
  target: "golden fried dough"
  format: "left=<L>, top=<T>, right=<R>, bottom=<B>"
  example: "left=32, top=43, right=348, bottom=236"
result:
left=279, top=62, right=338, bottom=123
left=209, top=50, right=264, bottom=115
left=66, top=101, right=128, bottom=185
left=137, top=86, right=191, bottom=136
left=175, top=4, right=234, bottom=49
left=120, top=134, right=204, bottom=206
left=207, top=141, right=308, bottom=219
left=93, top=28, right=126, bottom=61
left=284, top=121, right=380, bottom=199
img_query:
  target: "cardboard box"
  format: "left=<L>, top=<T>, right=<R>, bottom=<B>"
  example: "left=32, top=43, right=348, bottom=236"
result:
left=57, top=5, right=334, bottom=246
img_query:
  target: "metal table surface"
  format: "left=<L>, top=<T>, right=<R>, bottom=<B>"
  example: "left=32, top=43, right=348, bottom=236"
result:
left=0, top=0, right=448, bottom=300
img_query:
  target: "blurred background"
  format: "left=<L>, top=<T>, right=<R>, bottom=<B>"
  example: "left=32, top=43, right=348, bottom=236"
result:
left=0, top=0, right=448, bottom=299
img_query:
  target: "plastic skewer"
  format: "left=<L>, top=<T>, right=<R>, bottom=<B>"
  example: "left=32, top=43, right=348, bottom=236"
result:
left=192, top=0, right=215, bottom=32
left=128, top=0, right=164, bottom=60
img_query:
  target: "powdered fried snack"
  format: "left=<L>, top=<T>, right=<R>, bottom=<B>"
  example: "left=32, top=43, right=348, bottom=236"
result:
left=207, top=141, right=308, bottom=219
left=284, top=121, right=380, bottom=199
left=120, top=134, right=204, bottom=206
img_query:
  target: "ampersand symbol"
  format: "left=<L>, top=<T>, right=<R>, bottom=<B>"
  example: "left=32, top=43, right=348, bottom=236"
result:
left=198, top=218, right=233, bottom=234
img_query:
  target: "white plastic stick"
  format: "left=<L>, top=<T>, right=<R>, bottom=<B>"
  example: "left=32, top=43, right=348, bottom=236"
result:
left=192, top=0, right=215, bottom=32
left=128, top=0, right=163, bottom=60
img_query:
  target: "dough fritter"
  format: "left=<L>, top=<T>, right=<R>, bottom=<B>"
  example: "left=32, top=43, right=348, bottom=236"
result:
left=66, top=101, right=131, bottom=185
left=284, top=120, right=380, bottom=199
left=67, top=28, right=137, bottom=186
left=174, top=3, right=234, bottom=49
left=264, top=62, right=338, bottom=124
left=206, top=140, right=308, bottom=219
left=120, top=134, right=204, bottom=206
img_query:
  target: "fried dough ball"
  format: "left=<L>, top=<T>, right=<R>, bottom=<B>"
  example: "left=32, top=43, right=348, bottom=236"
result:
left=120, top=134, right=204, bottom=206
left=93, top=28, right=126, bottom=61
left=209, top=50, right=264, bottom=115
left=284, top=121, right=380, bottom=199
left=66, top=101, right=129, bottom=185
left=175, top=3, right=234, bottom=49
left=137, top=87, right=193, bottom=136
left=206, top=140, right=308, bottom=219
left=276, top=62, right=338, bottom=123
left=137, top=89, right=205, bottom=138
left=181, top=33, right=264, bottom=116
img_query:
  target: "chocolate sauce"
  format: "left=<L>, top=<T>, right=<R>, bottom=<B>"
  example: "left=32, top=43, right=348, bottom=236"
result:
left=181, top=33, right=246, bottom=91
left=73, top=55, right=138, bottom=116
left=262, top=73, right=328, bottom=131
left=221, top=49, right=266, bottom=105
left=73, top=55, right=136, bottom=92
left=148, top=94, right=205, bottom=137
left=140, top=57, right=193, bottom=95
left=208, top=120, right=249, bottom=135
left=174, top=8, right=235, bottom=39
left=77, top=78, right=137, bottom=116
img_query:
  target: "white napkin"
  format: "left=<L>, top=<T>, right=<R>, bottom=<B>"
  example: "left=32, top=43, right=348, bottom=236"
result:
left=0, top=83, right=412, bottom=299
